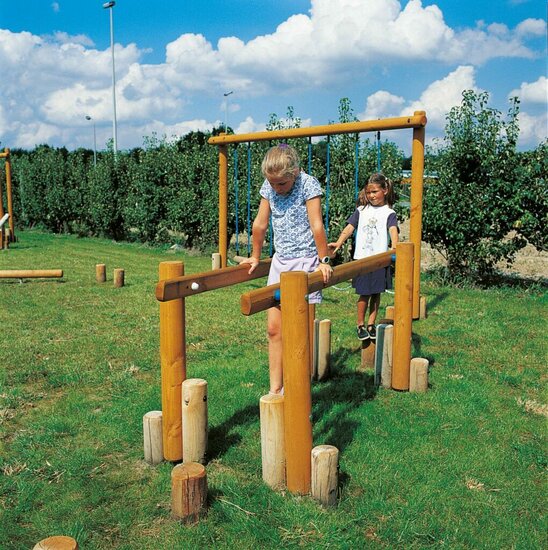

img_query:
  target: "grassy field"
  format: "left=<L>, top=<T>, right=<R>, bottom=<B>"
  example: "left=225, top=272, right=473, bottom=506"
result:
left=0, top=230, right=546, bottom=549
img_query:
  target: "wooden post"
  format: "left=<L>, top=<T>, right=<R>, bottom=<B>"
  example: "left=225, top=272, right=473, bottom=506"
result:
left=374, top=324, right=388, bottom=387
left=385, top=305, right=395, bottom=320
left=410, top=358, right=429, bottom=393
left=281, top=271, right=313, bottom=494
left=392, top=242, right=414, bottom=390
left=381, top=324, right=394, bottom=389
left=95, top=264, right=106, bottom=283
left=182, top=378, right=208, bottom=464
left=218, top=143, right=228, bottom=268
left=159, top=261, right=186, bottom=461
left=311, top=445, right=339, bottom=507
left=259, top=393, right=285, bottom=489
left=361, top=339, right=375, bottom=369
left=211, top=253, right=221, bottom=270
left=0, top=269, right=63, bottom=279
left=420, top=295, right=427, bottom=320
left=113, top=268, right=125, bottom=288
left=143, top=411, right=163, bottom=465
left=309, top=303, right=316, bottom=379
left=409, top=114, right=425, bottom=320
left=4, top=149, right=15, bottom=242
left=171, top=462, right=207, bottom=523
left=33, top=536, right=79, bottom=550
left=317, top=319, right=331, bottom=381
left=312, top=318, right=320, bottom=380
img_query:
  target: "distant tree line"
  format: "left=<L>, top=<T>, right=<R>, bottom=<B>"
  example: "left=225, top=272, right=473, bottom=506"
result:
left=1, top=94, right=545, bottom=283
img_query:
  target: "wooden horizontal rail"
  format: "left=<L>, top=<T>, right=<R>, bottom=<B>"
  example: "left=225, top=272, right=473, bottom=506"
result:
left=241, top=251, right=394, bottom=315
left=0, top=269, right=63, bottom=278
left=208, top=114, right=427, bottom=145
left=155, top=258, right=272, bottom=302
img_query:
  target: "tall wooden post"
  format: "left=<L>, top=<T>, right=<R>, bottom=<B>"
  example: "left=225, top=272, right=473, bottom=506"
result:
left=159, top=261, right=186, bottom=461
left=281, top=271, right=313, bottom=494
left=409, top=113, right=425, bottom=320
left=218, top=143, right=228, bottom=268
left=392, top=242, right=414, bottom=391
left=4, top=149, right=15, bottom=242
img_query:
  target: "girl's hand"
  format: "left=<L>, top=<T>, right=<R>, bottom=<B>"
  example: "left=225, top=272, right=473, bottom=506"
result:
left=327, top=242, right=340, bottom=256
left=317, top=262, right=333, bottom=284
left=239, top=256, right=259, bottom=274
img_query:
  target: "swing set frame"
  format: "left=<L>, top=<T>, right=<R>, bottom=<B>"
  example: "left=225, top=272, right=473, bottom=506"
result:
left=208, top=111, right=427, bottom=319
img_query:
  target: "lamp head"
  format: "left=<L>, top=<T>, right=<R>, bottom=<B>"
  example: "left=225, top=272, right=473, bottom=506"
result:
left=103, top=1, right=115, bottom=8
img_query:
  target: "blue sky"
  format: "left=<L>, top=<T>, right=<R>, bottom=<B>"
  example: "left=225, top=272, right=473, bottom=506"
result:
left=0, top=0, right=545, bottom=154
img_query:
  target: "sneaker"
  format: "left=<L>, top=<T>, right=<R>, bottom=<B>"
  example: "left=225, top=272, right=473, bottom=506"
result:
left=367, top=324, right=377, bottom=341
left=357, top=325, right=369, bottom=341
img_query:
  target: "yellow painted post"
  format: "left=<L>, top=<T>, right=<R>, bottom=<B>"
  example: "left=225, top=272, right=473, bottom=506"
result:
left=4, top=149, right=15, bottom=242
left=281, top=271, right=313, bottom=494
left=409, top=112, right=426, bottom=319
left=218, top=143, right=228, bottom=268
left=392, top=243, right=414, bottom=390
left=159, top=261, right=186, bottom=461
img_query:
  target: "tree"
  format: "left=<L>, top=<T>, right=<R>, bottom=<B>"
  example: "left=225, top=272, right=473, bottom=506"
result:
left=423, top=90, right=530, bottom=283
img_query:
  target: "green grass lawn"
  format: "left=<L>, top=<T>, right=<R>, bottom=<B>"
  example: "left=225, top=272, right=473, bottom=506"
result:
left=0, top=230, right=546, bottom=549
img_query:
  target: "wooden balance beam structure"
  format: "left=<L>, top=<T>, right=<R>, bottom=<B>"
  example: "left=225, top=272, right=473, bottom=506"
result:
left=155, top=258, right=272, bottom=462
left=0, top=269, right=63, bottom=279
left=240, top=243, right=414, bottom=494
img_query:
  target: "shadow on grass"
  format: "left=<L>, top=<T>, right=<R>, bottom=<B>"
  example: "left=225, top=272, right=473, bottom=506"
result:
left=412, top=332, right=436, bottom=367
left=208, top=403, right=258, bottom=461
left=311, top=346, right=378, bottom=455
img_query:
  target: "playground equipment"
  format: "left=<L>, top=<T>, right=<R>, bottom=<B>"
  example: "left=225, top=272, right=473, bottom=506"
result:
left=0, top=148, right=15, bottom=247
left=208, top=112, right=426, bottom=320
left=0, top=269, right=63, bottom=279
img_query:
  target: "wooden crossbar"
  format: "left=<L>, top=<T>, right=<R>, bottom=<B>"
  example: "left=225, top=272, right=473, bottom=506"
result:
left=0, top=269, right=63, bottom=278
left=155, top=258, right=272, bottom=302
left=240, top=251, right=394, bottom=316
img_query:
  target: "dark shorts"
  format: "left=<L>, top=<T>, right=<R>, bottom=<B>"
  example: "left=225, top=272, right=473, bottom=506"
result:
left=267, top=253, right=322, bottom=304
left=352, top=266, right=392, bottom=296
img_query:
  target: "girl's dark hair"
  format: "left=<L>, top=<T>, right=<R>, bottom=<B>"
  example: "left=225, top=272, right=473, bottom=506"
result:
left=357, top=173, right=395, bottom=207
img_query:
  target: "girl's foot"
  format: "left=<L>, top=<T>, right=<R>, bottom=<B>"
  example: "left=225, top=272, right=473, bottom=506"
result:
left=367, top=324, right=376, bottom=341
left=357, top=325, right=369, bottom=341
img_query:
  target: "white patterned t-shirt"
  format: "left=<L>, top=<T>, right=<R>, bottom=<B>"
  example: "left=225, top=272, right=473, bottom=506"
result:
left=260, top=172, right=323, bottom=259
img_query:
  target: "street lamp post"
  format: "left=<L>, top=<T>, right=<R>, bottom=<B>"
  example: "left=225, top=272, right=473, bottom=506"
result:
left=85, top=116, right=97, bottom=167
left=223, top=91, right=233, bottom=132
left=103, top=1, right=118, bottom=156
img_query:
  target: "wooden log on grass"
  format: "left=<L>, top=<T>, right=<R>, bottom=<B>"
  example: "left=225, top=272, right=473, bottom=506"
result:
left=95, top=263, right=106, bottom=283
left=159, top=261, right=186, bottom=461
left=143, top=410, right=163, bottom=465
left=409, top=358, right=429, bottom=393
left=381, top=324, right=394, bottom=389
left=361, top=339, right=375, bottom=370
left=211, top=252, right=221, bottom=270
left=0, top=269, right=63, bottom=279
left=311, top=445, right=339, bottom=506
left=182, top=378, right=208, bottom=464
left=420, top=295, right=427, bottom=320
left=33, top=536, right=79, bottom=550
left=260, top=393, right=285, bottom=489
left=113, top=268, right=125, bottom=288
left=171, top=462, right=207, bottom=523
left=317, top=319, right=331, bottom=381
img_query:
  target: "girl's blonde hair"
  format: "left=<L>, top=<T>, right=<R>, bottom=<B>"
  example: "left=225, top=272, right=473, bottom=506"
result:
left=261, top=144, right=300, bottom=179
left=357, top=173, right=395, bottom=207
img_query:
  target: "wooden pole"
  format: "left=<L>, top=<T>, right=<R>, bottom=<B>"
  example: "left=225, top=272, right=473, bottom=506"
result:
left=171, top=462, right=207, bottom=523
left=281, top=271, right=313, bottom=494
left=409, top=358, right=429, bottom=393
left=0, top=269, right=63, bottom=279
left=409, top=113, right=426, bottom=320
left=95, top=264, right=106, bottom=283
left=385, top=305, right=395, bottom=321
left=218, top=143, right=228, bottom=268
left=259, top=393, right=285, bottom=489
left=392, top=242, right=414, bottom=390
left=381, top=324, right=394, bottom=389
left=312, top=318, right=320, bottom=380
left=309, top=303, right=315, bottom=379
left=311, top=445, right=339, bottom=507
left=317, top=319, right=331, bottom=381
left=211, top=252, right=221, bottom=270
left=113, top=268, right=125, bottom=288
left=420, top=295, right=427, bottom=320
left=4, top=149, right=15, bottom=242
left=143, top=411, right=163, bottom=465
left=361, top=339, right=375, bottom=369
left=33, top=536, right=78, bottom=549
left=159, top=261, right=186, bottom=461
left=182, top=378, right=208, bottom=464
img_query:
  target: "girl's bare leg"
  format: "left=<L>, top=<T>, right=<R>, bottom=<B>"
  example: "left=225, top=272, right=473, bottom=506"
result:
left=357, top=295, right=369, bottom=325
left=367, top=293, right=381, bottom=326
left=267, top=306, right=283, bottom=393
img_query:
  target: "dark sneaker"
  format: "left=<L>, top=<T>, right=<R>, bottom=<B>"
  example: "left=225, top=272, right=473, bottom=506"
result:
left=367, top=324, right=377, bottom=341
left=357, top=325, right=369, bottom=341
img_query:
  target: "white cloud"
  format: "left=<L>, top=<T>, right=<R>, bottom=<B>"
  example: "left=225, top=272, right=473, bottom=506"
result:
left=516, top=110, right=548, bottom=145
left=51, top=2, right=60, bottom=13
left=360, top=91, right=406, bottom=120
left=515, top=18, right=546, bottom=37
left=509, top=76, right=547, bottom=103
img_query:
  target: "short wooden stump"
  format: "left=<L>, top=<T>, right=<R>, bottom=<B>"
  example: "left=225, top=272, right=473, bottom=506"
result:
left=171, top=462, right=207, bottom=523
left=33, top=535, right=79, bottom=550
